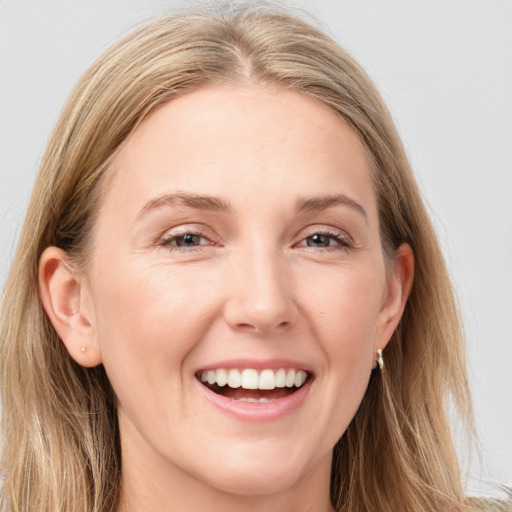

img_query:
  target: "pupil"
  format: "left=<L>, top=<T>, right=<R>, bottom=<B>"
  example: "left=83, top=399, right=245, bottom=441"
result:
left=309, top=234, right=329, bottom=247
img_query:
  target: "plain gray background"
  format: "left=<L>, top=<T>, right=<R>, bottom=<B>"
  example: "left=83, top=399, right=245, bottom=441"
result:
left=1, top=0, right=511, bottom=494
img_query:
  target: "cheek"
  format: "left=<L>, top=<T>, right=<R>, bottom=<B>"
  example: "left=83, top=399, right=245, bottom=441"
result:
left=303, top=264, right=383, bottom=351
left=89, top=259, right=219, bottom=402
left=301, top=265, right=383, bottom=422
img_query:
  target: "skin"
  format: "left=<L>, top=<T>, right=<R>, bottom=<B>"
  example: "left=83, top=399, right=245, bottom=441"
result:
left=39, top=85, right=413, bottom=512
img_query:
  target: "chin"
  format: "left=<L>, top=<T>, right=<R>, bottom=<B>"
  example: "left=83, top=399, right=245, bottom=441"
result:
left=192, top=443, right=330, bottom=498
left=205, top=462, right=307, bottom=497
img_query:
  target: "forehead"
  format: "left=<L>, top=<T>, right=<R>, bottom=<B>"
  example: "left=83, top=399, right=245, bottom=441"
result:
left=103, top=85, right=376, bottom=220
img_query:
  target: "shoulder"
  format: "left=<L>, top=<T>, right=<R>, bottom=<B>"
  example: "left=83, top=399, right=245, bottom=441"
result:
left=468, top=490, right=512, bottom=512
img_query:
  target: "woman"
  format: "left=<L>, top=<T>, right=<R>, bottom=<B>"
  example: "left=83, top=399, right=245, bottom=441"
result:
left=0, top=4, right=508, bottom=512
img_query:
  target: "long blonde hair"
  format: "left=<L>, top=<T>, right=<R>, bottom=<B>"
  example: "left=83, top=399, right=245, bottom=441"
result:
left=0, top=4, right=483, bottom=511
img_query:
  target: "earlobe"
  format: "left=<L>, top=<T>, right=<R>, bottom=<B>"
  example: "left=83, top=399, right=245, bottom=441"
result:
left=375, top=243, right=415, bottom=352
left=38, top=247, right=102, bottom=367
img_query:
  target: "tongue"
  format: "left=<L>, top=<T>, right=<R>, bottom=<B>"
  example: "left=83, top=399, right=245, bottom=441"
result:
left=223, top=386, right=293, bottom=401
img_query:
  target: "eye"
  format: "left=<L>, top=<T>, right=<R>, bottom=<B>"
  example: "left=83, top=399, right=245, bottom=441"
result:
left=173, top=233, right=206, bottom=248
left=159, top=230, right=212, bottom=251
left=297, top=229, right=351, bottom=251
left=305, top=233, right=338, bottom=248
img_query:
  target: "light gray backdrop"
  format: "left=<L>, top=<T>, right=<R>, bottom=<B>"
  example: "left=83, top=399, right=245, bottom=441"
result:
left=0, top=0, right=511, bottom=495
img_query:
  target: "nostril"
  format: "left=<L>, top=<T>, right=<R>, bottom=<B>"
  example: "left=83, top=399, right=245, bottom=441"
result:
left=234, top=320, right=290, bottom=334
left=235, top=322, right=257, bottom=332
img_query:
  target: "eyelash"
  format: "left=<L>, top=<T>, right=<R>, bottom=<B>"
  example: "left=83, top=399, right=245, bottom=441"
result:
left=157, top=227, right=352, bottom=253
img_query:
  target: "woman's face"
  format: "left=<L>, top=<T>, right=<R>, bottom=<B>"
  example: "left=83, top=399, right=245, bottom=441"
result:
left=78, top=85, right=408, bottom=501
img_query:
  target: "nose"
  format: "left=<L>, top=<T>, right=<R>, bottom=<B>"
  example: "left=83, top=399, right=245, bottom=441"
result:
left=222, top=244, right=298, bottom=334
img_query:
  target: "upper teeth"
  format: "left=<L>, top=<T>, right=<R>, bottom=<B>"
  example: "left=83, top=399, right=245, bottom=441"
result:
left=200, top=368, right=307, bottom=390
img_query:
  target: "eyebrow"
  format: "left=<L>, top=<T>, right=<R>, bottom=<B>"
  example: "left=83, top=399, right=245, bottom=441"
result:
left=295, top=194, right=367, bottom=219
left=137, top=193, right=231, bottom=220
left=136, top=192, right=366, bottom=221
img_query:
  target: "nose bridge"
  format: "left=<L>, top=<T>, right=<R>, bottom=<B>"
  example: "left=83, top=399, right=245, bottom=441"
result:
left=223, top=238, right=296, bottom=333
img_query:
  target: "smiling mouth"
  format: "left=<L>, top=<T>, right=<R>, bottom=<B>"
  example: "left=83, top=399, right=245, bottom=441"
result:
left=197, top=368, right=311, bottom=402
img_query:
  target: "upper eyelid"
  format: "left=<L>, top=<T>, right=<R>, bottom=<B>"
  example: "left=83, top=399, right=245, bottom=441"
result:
left=300, top=226, right=346, bottom=236
left=296, top=225, right=352, bottom=241
left=157, top=225, right=216, bottom=246
left=163, top=232, right=209, bottom=243
left=160, top=224, right=211, bottom=238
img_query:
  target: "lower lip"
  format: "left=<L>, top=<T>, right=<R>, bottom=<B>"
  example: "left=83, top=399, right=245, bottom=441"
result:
left=197, top=378, right=313, bottom=423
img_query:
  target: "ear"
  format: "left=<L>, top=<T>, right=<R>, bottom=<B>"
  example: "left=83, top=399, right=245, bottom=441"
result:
left=374, top=243, right=414, bottom=357
left=38, top=247, right=102, bottom=367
